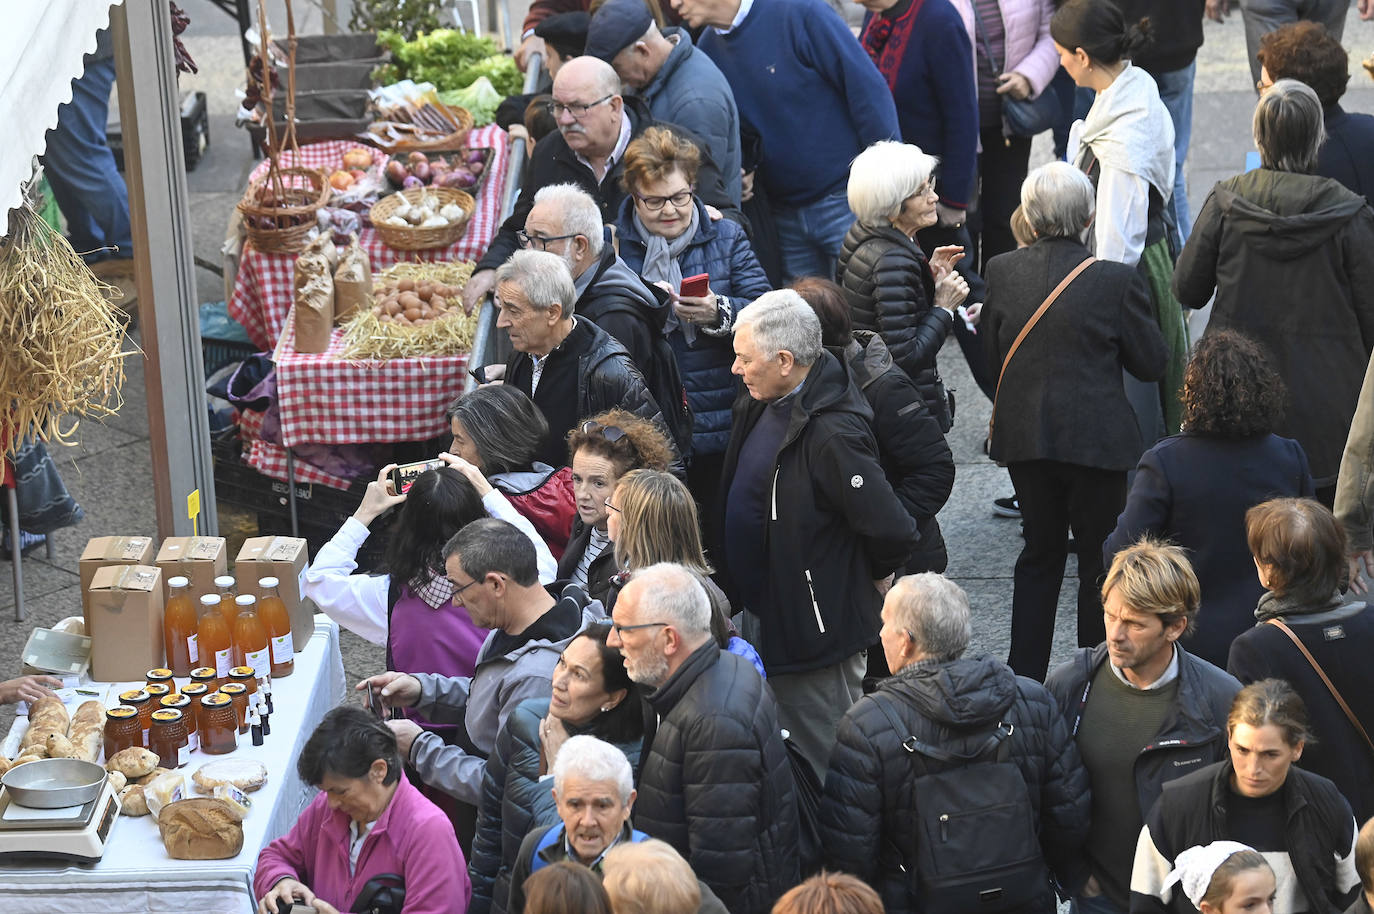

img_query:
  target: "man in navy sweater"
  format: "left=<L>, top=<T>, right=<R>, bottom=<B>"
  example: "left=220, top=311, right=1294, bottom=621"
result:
left=675, top=0, right=901, bottom=281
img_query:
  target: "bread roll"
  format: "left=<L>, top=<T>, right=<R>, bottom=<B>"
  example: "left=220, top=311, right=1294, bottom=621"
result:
left=193, top=759, right=268, bottom=794
left=18, top=744, right=47, bottom=760
left=45, top=733, right=76, bottom=759
left=0, top=757, right=12, bottom=778
left=158, top=798, right=244, bottom=859
left=106, top=746, right=159, bottom=779
left=66, top=700, right=103, bottom=763
left=137, top=766, right=171, bottom=786
left=107, top=770, right=127, bottom=792
left=118, top=784, right=149, bottom=816
left=21, top=696, right=68, bottom=752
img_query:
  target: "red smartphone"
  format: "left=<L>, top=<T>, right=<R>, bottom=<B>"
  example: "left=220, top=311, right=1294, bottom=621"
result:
left=679, top=273, right=710, bottom=297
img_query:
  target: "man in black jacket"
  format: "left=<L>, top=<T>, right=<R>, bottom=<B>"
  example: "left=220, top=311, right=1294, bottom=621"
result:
left=463, top=56, right=735, bottom=311
left=1045, top=540, right=1241, bottom=914
left=819, top=573, right=1091, bottom=914
left=718, top=289, right=918, bottom=777
left=607, top=563, right=799, bottom=914
left=483, top=250, right=669, bottom=469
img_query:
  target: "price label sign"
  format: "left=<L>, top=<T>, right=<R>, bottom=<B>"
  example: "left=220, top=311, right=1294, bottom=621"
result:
left=187, top=489, right=201, bottom=536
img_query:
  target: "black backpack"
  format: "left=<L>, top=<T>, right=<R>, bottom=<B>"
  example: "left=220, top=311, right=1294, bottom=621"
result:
left=869, top=694, right=1050, bottom=914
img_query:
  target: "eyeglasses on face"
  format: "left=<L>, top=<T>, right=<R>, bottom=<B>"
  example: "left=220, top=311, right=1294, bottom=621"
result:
left=603, top=497, right=621, bottom=513
left=610, top=620, right=669, bottom=635
left=634, top=189, right=694, bottom=211
left=517, top=230, right=579, bottom=251
left=581, top=420, right=628, bottom=443
left=545, top=94, right=614, bottom=119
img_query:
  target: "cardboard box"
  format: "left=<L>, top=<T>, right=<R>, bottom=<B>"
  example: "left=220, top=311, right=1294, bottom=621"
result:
left=235, top=536, right=313, bottom=652
left=156, top=536, right=228, bottom=601
left=79, top=535, right=157, bottom=626
left=87, top=565, right=164, bottom=681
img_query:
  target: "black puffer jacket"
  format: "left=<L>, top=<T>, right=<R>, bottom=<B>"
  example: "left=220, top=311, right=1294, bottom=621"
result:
left=837, top=220, right=955, bottom=420
left=468, top=697, right=643, bottom=914
left=635, top=641, right=799, bottom=914
left=840, top=331, right=955, bottom=572
left=1131, top=760, right=1360, bottom=914
left=819, top=655, right=1092, bottom=914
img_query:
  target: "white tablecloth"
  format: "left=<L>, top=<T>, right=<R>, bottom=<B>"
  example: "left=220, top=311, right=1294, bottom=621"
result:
left=0, top=615, right=345, bottom=914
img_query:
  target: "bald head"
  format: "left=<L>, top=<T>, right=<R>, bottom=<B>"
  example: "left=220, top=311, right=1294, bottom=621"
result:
left=550, top=57, right=626, bottom=160
left=555, top=56, right=623, bottom=100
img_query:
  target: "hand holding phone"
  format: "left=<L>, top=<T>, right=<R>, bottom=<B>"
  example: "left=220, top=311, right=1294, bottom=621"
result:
left=389, top=459, right=446, bottom=495
left=679, top=273, right=710, bottom=298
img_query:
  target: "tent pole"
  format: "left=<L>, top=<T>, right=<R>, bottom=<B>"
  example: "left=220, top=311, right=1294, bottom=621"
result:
left=109, top=0, right=218, bottom=538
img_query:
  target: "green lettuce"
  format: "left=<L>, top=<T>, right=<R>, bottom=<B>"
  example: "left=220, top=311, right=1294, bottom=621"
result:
left=438, top=77, right=504, bottom=126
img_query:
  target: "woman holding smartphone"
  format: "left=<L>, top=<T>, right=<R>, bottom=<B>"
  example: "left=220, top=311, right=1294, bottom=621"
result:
left=615, top=126, right=771, bottom=506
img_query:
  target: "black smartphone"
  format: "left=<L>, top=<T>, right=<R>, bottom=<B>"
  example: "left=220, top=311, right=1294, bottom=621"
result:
left=468, top=365, right=488, bottom=385
left=363, top=684, right=387, bottom=720
left=389, top=458, right=445, bottom=495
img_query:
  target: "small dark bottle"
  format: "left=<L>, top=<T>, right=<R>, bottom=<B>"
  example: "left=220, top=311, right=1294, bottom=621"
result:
left=249, top=705, right=263, bottom=747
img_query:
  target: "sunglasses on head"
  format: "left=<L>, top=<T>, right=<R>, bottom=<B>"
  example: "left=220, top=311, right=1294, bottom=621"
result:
left=581, top=420, right=628, bottom=443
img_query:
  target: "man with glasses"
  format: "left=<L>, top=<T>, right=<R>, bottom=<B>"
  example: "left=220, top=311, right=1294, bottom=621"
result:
left=481, top=250, right=672, bottom=470
left=585, top=0, right=742, bottom=206
left=607, top=562, right=799, bottom=914
left=357, top=518, right=602, bottom=813
left=465, top=56, right=736, bottom=313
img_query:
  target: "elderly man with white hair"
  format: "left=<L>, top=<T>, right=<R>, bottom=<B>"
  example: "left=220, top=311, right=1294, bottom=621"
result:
left=607, top=562, right=799, bottom=914
left=817, top=573, right=1092, bottom=914
left=717, top=289, right=919, bottom=777
left=520, top=183, right=689, bottom=455
left=465, top=56, right=737, bottom=312
left=484, top=250, right=670, bottom=469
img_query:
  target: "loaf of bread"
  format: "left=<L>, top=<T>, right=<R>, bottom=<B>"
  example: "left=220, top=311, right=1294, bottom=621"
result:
left=106, top=747, right=159, bottom=779
left=66, top=700, right=103, bottom=763
left=21, top=696, right=69, bottom=753
left=158, top=798, right=244, bottom=859
left=193, top=759, right=268, bottom=794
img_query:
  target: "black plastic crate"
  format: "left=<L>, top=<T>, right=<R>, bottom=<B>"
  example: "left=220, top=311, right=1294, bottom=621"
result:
left=109, top=91, right=209, bottom=172
left=203, top=336, right=257, bottom=377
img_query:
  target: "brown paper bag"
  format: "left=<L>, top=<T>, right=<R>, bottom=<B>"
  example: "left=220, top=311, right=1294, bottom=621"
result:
left=333, top=234, right=372, bottom=323
left=295, top=274, right=334, bottom=353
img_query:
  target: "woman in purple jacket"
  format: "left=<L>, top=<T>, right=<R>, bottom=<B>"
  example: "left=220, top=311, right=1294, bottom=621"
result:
left=256, top=706, right=471, bottom=914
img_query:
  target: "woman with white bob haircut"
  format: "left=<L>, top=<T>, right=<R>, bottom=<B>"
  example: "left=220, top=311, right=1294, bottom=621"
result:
left=981, top=160, right=1169, bottom=681
left=837, top=141, right=969, bottom=432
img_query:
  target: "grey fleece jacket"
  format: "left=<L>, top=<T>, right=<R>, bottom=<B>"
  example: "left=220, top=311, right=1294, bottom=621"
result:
left=408, top=597, right=603, bottom=804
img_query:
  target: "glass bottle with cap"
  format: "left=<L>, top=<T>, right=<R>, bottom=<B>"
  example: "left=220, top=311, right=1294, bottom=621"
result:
left=162, top=576, right=198, bottom=677
left=258, top=577, right=295, bottom=677
left=197, top=594, right=233, bottom=678
left=232, top=593, right=271, bottom=678
left=215, top=575, right=240, bottom=629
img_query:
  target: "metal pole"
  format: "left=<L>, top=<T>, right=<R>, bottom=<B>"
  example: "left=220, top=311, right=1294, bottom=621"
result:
left=110, top=0, right=218, bottom=538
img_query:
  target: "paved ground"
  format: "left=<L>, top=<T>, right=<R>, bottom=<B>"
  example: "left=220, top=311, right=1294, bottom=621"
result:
left=3, top=2, right=1372, bottom=736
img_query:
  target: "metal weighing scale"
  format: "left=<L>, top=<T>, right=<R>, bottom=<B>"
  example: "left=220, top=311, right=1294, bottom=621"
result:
left=0, top=780, right=120, bottom=862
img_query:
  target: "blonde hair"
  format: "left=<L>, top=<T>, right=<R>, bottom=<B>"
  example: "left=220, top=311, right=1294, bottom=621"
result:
left=611, top=469, right=709, bottom=573
left=1101, top=538, right=1200, bottom=635
left=601, top=839, right=700, bottom=914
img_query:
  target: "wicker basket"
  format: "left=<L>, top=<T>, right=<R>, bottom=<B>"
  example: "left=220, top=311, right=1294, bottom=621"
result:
left=369, top=187, right=475, bottom=251
left=368, top=104, right=474, bottom=154
left=237, top=166, right=331, bottom=253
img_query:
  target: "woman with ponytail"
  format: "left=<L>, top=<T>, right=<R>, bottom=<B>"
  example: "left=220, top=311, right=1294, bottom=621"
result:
left=1051, top=0, right=1188, bottom=446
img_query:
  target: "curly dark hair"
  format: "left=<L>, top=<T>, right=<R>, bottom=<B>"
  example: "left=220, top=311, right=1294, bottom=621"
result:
left=1257, top=21, right=1349, bottom=109
left=564, top=408, right=674, bottom=478
left=1181, top=330, right=1286, bottom=438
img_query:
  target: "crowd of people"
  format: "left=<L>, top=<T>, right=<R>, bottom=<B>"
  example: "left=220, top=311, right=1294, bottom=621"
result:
left=257, top=0, right=1374, bottom=912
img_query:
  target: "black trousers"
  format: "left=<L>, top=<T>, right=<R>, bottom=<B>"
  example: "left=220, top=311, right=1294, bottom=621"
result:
left=1006, top=460, right=1126, bottom=681
left=971, top=126, right=1033, bottom=272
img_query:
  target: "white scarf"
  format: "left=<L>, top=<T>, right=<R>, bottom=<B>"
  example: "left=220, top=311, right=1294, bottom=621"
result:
left=1163, top=841, right=1258, bottom=908
left=1074, top=63, right=1176, bottom=199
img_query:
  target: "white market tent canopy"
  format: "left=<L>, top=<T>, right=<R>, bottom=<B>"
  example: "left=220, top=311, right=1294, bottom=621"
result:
left=2, top=0, right=217, bottom=541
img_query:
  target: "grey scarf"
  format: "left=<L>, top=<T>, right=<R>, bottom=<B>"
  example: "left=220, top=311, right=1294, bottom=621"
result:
left=633, top=204, right=700, bottom=340
left=1255, top=588, right=1345, bottom=622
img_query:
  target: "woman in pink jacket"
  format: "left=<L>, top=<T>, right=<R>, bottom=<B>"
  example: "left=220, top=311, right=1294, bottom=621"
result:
left=255, top=706, right=472, bottom=914
left=948, top=0, right=1059, bottom=267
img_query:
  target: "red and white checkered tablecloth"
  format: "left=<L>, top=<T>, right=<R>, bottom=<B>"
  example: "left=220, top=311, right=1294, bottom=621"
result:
left=269, top=302, right=471, bottom=451
left=229, top=126, right=510, bottom=351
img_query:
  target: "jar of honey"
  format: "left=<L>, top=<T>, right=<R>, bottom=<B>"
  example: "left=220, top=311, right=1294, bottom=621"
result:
left=118, top=689, right=153, bottom=735
left=145, top=668, right=175, bottom=690
left=218, top=682, right=250, bottom=733
left=228, top=666, right=258, bottom=696
left=199, top=693, right=238, bottom=755
left=148, top=709, right=188, bottom=769
left=160, top=693, right=196, bottom=739
left=144, top=682, right=173, bottom=706
left=103, top=706, right=142, bottom=761
left=190, top=666, right=219, bottom=692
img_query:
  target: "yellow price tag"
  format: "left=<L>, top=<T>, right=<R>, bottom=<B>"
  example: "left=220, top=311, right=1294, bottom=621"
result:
left=187, top=489, right=201, bottom=536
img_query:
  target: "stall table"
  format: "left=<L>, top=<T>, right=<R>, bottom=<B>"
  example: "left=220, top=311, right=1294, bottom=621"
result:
left=0, top=616, right=345, bottom=914
left=229, top=125, right=511, bottom=352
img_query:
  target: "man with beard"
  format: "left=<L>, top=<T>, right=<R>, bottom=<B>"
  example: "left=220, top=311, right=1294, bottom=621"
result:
left=607, top=563, right=798, bottom=914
